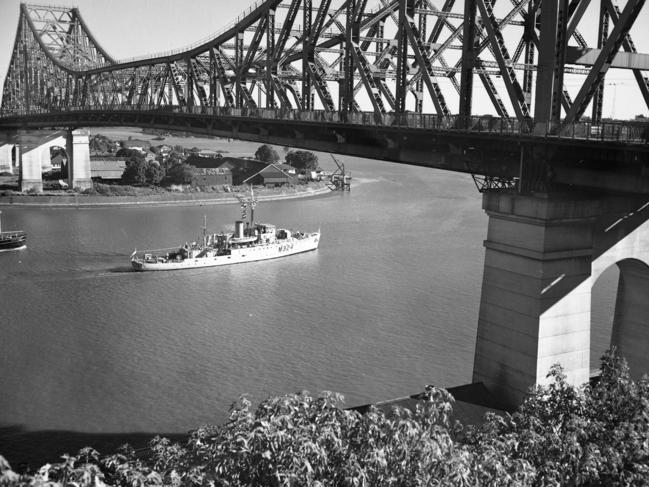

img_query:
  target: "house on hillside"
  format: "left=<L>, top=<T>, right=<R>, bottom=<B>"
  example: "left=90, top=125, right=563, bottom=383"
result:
left=185, top=155, right=266, bottom=186
left=243, top=163, right=295, bottom=187
left=157, top=145, right=173, bottom=156
left=91, top=158, right=127, bottom=180
left=121, top=139, right=151, bottom=153
left=190, top=167, right=232, bottom=187
left=50, top=153, right=67, bottom=170
left=197, top=149, right=222, bottom=158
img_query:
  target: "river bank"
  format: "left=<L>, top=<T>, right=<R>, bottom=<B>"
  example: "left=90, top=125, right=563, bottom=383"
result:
left=0, top=184, right=333, bottom=208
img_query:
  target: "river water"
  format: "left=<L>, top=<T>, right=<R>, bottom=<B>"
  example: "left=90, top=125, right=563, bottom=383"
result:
left=0, top=147, right=616, bottom=465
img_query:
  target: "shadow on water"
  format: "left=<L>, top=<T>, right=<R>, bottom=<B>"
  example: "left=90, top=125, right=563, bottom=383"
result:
left=0, top=426, right=186, bottom=473
left=108, top=266, right=137, bottom=273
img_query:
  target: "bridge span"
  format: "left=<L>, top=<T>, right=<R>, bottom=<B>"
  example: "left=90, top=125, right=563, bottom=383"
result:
left=2, top=0, right=649, bottom=407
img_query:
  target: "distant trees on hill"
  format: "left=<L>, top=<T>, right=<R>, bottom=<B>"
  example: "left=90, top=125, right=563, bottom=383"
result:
left=115, top=148, right=143, bottom=160
left=89, top=134, right=115, bottom=155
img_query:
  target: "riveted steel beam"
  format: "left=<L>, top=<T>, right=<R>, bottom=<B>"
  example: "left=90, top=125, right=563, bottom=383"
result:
left=564, top=0, right=645, bottom=123
left=302, top=0, right=313, bottom=109
left=603, top=0, right=649, bottom=113
left=476, top=0, right=529, bottom=118
left=459, top=0, right=476, bottom=118
left=533, top=0, right=568, bottom=124
left=266, top=9, right=276, bottom=108
left=395, top=0, right=415, bottom=113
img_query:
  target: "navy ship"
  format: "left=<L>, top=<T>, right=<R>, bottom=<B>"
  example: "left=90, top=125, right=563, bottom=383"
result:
left=0, top=211, right=26, bottom=251
left=131, top=190, right=319, bottom=271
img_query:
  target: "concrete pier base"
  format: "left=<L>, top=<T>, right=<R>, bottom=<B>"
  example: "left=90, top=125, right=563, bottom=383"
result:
left=0, top=144, right=13, bottom=174
left=474, top=191, right=649, bottom=407
left=18, top=130, right=69, bottom=193
left=612, top=260, right=649, bottom=377
left=473, top=192, right=598, bottom=406
left=66, top=130, right=92, bottom=190
left=19, top=141, right=44, bottom=193
left=14, top=129, right=92, bottom=192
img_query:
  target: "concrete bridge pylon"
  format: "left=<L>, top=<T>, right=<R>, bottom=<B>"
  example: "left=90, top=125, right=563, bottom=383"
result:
left=65, top=130, right=92, bottom=191
left=0, top=142, right=15, bottom=174
left=473, top=191, right=649, bottom=408
left=14, top=129, right=92, bottom=192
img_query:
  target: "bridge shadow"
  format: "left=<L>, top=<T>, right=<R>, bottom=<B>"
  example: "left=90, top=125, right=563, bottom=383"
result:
left=537, top=195, right=649, bottom=317
left=0, top=425, right=186, bottom=473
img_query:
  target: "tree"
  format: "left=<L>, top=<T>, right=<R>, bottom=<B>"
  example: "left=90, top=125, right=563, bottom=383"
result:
left=2, top=349, right=649, bottom=485
left=121, top=158, right=149, bottom=185
left=165, top=163, right=194, bottom=185
left=286, top=150, right=319, bottom=172
left=145, top=162, right=164, bottom=185
left=89, top=134, right=115, bottom=155
left=121, top=157, right=164, bottom=186
left=255, top=144, right=280, bottom=163
left=115, top=148, right=145, bottom=160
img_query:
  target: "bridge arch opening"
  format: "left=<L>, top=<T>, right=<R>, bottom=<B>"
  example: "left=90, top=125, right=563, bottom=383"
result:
left=590, top=265, right=619, bottom=371
left=39, top=145, right=69, bottom=190
left=591, top=258, right=649, bottom=379
left=48, top=145, right=68, bottom=176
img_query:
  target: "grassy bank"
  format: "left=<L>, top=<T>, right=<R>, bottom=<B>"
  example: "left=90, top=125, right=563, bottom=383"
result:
left=0, top=182, right=333, bottom=208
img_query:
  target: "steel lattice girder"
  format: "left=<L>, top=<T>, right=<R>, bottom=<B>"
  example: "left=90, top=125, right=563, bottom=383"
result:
left=1, top=0, right=649, bottom=122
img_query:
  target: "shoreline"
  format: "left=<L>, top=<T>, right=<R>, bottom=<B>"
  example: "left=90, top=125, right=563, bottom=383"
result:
left=0, top=185, right=334, bottom=208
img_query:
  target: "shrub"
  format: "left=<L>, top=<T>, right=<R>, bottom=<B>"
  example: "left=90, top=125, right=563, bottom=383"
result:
left=1, top=350, right=647, bottom=485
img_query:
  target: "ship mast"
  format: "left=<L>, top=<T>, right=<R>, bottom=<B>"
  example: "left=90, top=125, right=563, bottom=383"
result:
left=235, top=186, right=258, bottom=233
left=249, top=187, right=257, bottom=229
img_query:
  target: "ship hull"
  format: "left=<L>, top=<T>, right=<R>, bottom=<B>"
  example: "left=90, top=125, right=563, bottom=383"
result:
left=0, top=232, right=27, bottom=252
left=131, top=233, right=319, bottom=271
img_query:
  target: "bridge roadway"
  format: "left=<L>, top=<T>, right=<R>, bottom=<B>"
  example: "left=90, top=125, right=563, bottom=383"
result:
left=2, top=106, right=649, bottom=195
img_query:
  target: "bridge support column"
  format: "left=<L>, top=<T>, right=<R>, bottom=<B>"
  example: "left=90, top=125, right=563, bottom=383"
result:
left=473, top=192, right=598, bottom=407
left=0, top=144, right=13, bottom=174
left=18, top=133, right=44, bottom=193
left=65, top=129, right=92, bottom=190
left=611, top=260, right=649, bottom=378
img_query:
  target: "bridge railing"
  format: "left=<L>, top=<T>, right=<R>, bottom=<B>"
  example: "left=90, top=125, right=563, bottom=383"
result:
left=97, top=0, right=267, bottom=66
left=2, top=104, right=649, bottom=145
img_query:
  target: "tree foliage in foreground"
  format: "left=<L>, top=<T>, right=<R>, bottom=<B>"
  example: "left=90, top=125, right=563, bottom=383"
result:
left=1, top=350, right=648, bottom=486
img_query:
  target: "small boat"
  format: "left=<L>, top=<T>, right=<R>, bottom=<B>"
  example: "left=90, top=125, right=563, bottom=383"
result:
left=0, top=211, right=27, bottom=251
left=131, top=189, right=320, bottom=271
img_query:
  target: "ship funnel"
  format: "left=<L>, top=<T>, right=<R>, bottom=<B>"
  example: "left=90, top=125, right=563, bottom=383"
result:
left=235, top=220, right=245, bottom=239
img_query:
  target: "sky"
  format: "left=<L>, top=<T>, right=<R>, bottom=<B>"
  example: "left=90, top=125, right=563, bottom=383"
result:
left=0, top=0, right=648, bottom=119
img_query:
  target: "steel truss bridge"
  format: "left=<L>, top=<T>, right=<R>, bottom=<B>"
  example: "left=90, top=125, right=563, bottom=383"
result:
left=2, top=0, right=649, bottom=193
